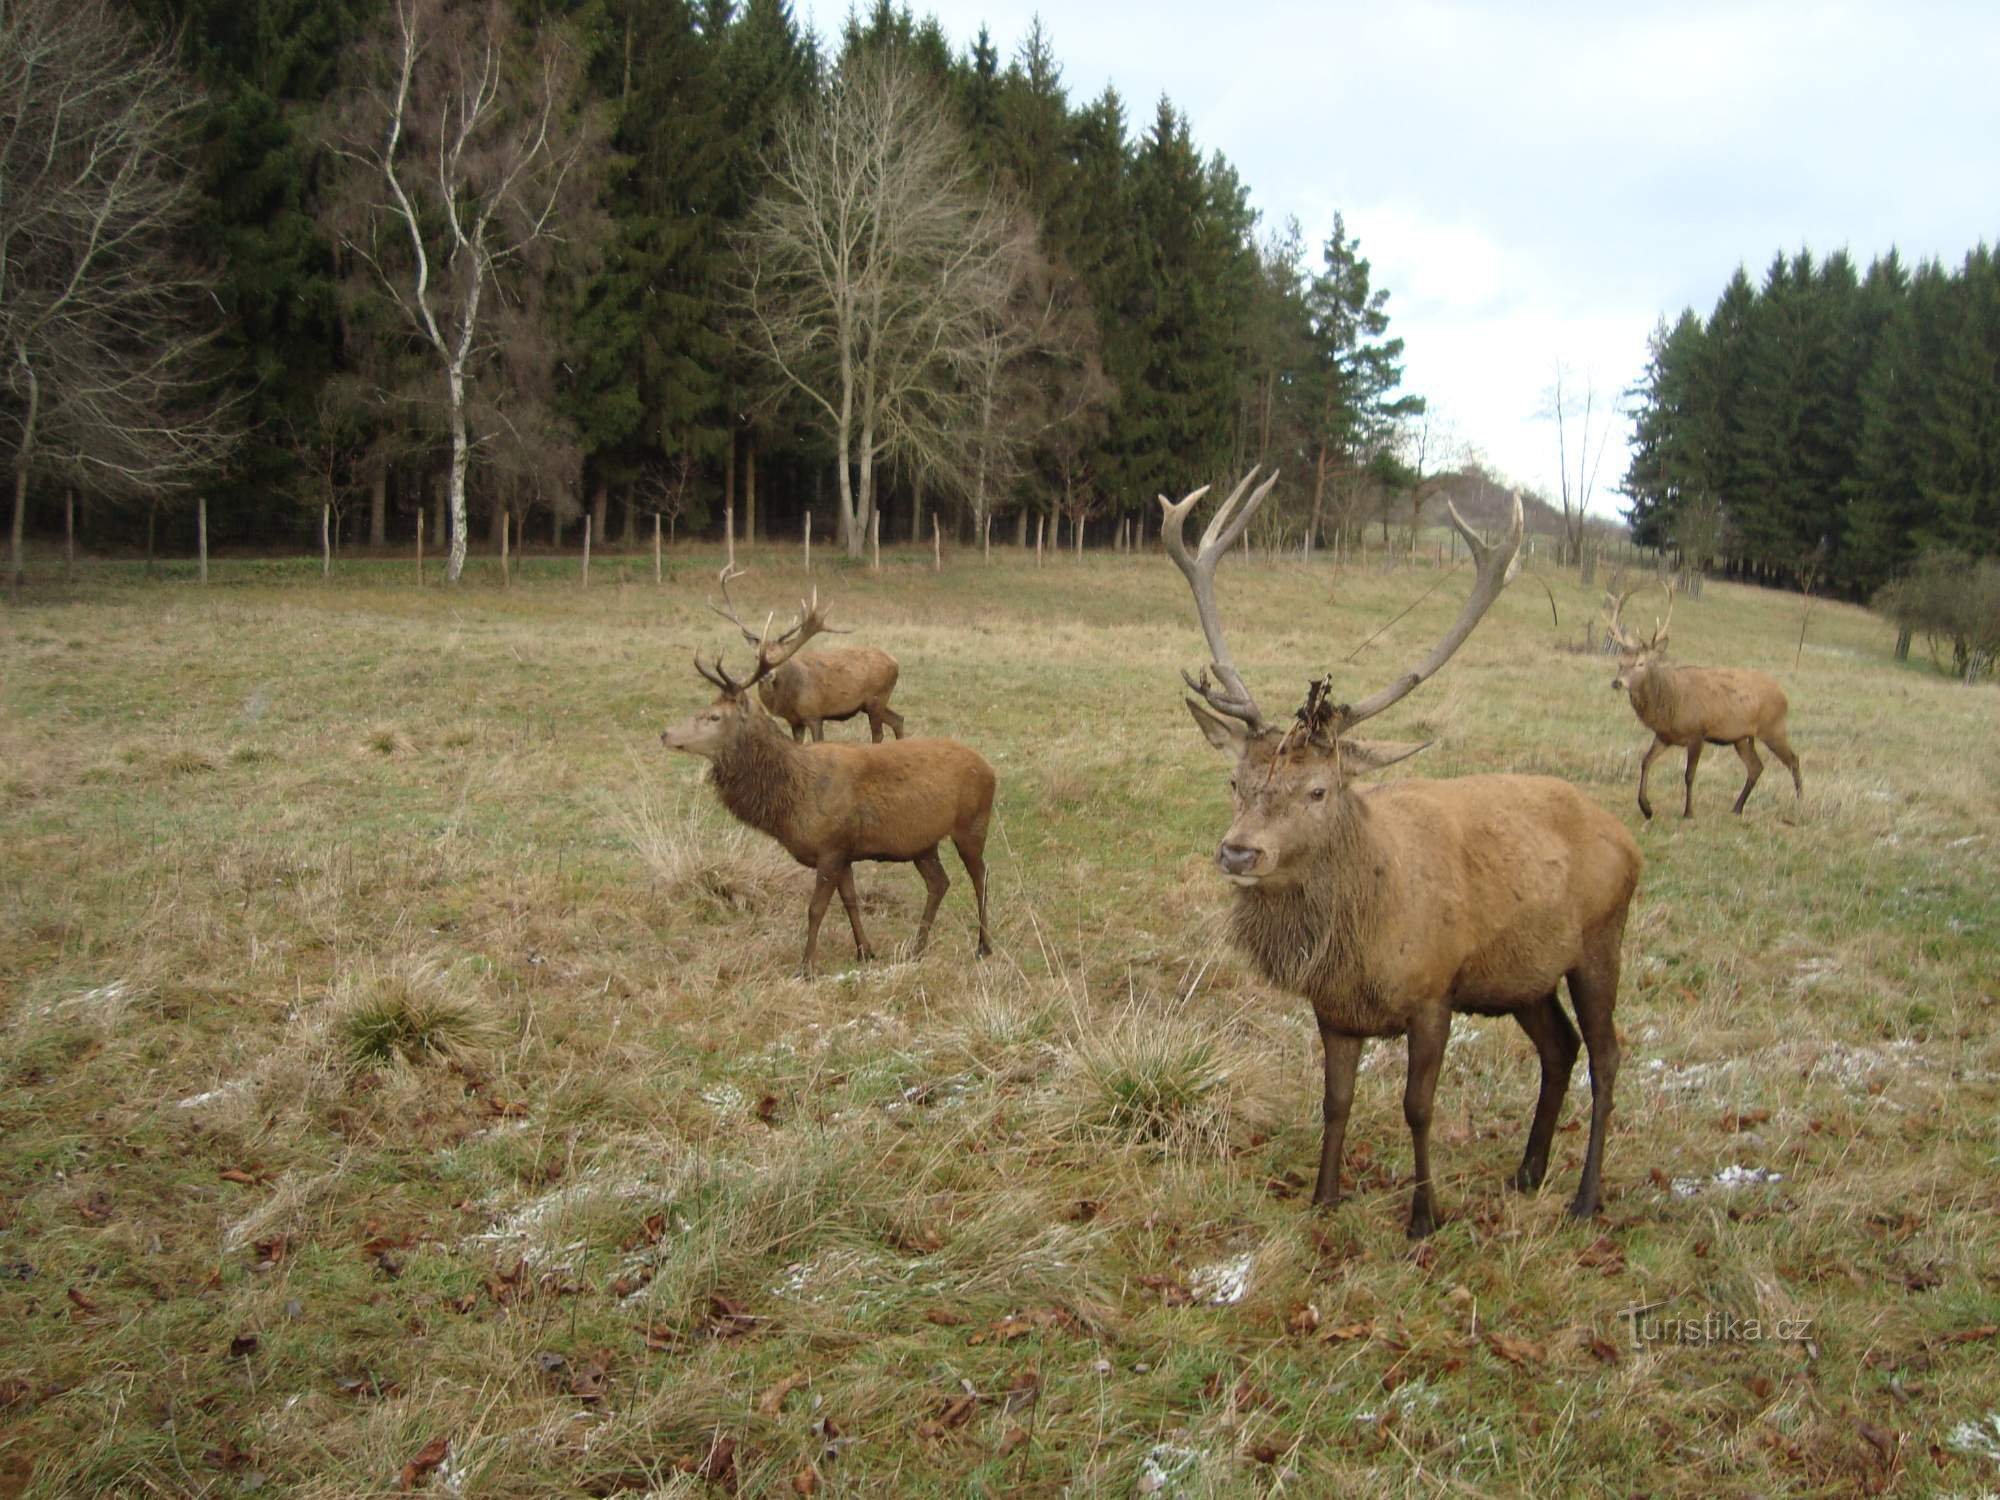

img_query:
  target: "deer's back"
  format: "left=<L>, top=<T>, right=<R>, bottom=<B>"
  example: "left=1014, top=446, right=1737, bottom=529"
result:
left=761, top=648, right=899, bottom=722
left=1640, top=665, right=1788, bottom=743
left=1360, top=773, right=1640, bottom=1016
left=795, top=737, right=994, bottom=860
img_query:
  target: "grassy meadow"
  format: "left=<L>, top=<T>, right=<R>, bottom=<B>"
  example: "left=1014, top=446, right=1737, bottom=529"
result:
left=2, top=538, right=1997, bottom=1497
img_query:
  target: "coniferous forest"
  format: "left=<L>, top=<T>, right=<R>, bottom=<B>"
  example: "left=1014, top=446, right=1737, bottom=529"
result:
left=1623, top=248, right=2000, bottom=601
left=5, top=0, right=1998, bottom=609
left=4, top=0, right=1427, bottom=576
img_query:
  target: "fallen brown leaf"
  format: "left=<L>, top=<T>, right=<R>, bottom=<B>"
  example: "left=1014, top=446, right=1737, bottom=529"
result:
left=1002, top=1368, right=1040, bottom=1414
left=707, top=1293, right=762, bottom=1339
left=218, top=1169, right=258, bottom=1186
left=1319, top=1320, right=1374, bottom=1343
left=790, top=1464, right=821, bottom=1496
left=1587, top=1336, right=1622, bottom=1364
left=922, top=1306, right=967, bottom=1327
left=65, top=1287, right=100, bottom=1317
left=397, top=1435, right=449, bottom=1491
left=228, top=1332, right=259, bottom=1358
left=1285, top=1302, right=1321, bottom=1336
left=697, top=1436, right=738, bottom=1493
left=1938, top=1324, right=1998, bottom=1345
left=1138, top=1273, right=1192, bottom=1307
left=757, top=1373, right=806, bottom=1417
left=1486, top=1331, right=1545, bottom=1368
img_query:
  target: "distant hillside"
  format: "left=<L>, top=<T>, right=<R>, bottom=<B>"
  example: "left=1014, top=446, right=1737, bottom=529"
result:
left=1430, top=469, right=1628, bottom=544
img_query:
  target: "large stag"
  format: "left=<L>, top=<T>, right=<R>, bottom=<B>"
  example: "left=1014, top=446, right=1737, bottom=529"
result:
left=659, top=574, right=994, bottom=974
left=1604, top=584, right=1803, bottom=820
left=710, top=569, right=906, bottom=742
left=1164, top=471, right=1641, bottom=1235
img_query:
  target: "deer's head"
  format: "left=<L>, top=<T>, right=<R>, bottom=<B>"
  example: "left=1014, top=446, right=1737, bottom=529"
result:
left=659, top=568, right=838, bottom=759
left=1603, top=582, right=1673, bottom=695
left=1162, top=470, right=1522, bottom=888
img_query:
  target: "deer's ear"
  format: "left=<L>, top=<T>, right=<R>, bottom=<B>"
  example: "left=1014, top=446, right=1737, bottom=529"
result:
left=1185, top=696, right=1250, bottom=755
left=1338, top=737, right=1430, bottom=776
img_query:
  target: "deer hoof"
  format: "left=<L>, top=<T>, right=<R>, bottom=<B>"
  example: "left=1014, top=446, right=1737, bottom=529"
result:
left=1406, top=1203, right=1438, bottom=1239
left=1511, top=1163, right=1545, bottom=1192
left=1565, top=1196, right=1599, bottom=1221
left=1638, top=800, right=1654, bottom=821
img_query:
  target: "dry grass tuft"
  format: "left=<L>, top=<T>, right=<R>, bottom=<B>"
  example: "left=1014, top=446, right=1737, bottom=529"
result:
left=331, top=954, right=504, bottom=1069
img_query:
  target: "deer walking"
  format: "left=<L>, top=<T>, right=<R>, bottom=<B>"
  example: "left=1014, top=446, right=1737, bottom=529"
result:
left=707, top=571, right=906, bottom=742
left=1164, top=471, right=1641, bottom=1236
left=660, top=576, right=993, bottom=974
left=1604, top=584, right=1802, bottom=820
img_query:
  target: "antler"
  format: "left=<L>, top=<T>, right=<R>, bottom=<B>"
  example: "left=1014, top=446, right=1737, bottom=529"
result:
left=1601, top=582, right=1644, bottom=652
left=1158, top=467, right=1282, bottom=732
left=1602, top=575, right=1671, bottom=653
left=701, top=565, right=843, bottom=691
left=1332, top=491, right=1525, bottom=733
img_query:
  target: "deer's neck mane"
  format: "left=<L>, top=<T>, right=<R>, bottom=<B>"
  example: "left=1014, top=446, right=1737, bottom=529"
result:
left=1230, top=794, right=1386, bottom=1014
left=1629, top=662, right=1685, bottom=726
left=710, top=716, right=806, bottom=842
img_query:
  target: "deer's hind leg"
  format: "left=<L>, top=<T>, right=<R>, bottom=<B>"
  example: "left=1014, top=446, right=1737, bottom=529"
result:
left=1564, top=924, right=1625, bottom=1220
left=1763, top=724, right=1802, bottom=804
left=950, top=827, right=992, bottom=958
left=1730, top=738, right=1764, bottom=814
left=875, top=701, right=906, bottom=740
left=911, top=848, right=949, bottom=953
left=1403, top=1010, right=1451, bottom=1238
left=1510, top=994, right=1581, bottom=1192
left=834, top=864, right=875, bottom=961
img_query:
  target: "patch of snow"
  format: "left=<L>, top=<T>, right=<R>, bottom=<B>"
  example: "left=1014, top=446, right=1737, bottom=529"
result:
left=176, top=1080, right=248, bottom=1109
left=1670, top=1164, right=1785, bottom=1199
left=459, top=1170, right=657, bottom=1263
left=1188, top=1254, right=1254, bottom=1306
left=29, top=978, right=137, bottom=1023
left=698, top=1082, right=747, bottom=1113
left=1137, top=1442, right=1206, bottom=1495
left=1947, top=1411, right=2000, bottom=1465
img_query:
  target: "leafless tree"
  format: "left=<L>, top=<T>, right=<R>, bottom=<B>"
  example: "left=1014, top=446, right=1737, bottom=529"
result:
left=324, top=0, right=603, bottom=582
left=1, top=0, right=236, bottom=593
left=735, top=53, right=1031, bottom=557
left=634, top=454, right=696, bottom=546
left=1543, top=361, right=1612, bottom=568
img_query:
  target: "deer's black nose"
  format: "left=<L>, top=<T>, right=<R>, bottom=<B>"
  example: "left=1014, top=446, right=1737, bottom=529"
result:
left=1217, top=843, right=1261, bottom=877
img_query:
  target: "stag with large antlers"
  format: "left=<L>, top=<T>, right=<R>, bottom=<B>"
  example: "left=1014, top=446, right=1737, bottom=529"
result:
left=1603, top=583, right=1803, bottom=820
left=1164, top=470, right=1641, bottom=1235
left=660, top=571, right=994, bottom=974
left=709, top=568, right=906, bottom=743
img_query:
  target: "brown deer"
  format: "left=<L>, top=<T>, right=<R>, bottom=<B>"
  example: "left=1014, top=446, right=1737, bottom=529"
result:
left=1164, top=470, right=1641, bottom=1236
left=710, top=569, right=905, bottom=742
left=1603, top=583, right=1802, bottom=820
left=659, top=578, right=993, bottom=975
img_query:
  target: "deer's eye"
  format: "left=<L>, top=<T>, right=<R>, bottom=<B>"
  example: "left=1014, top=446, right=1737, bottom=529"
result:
left=1309, top=786, right=1328, bottom=802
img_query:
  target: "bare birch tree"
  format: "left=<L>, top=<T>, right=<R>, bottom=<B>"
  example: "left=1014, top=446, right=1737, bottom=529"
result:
left=324, top=0, right=601, bottom=582
left=735, top=53, right=1028, bottom=557
left=1, top=0, right=235, bottom=594
left=1544, top=361, right=1612, bottom=568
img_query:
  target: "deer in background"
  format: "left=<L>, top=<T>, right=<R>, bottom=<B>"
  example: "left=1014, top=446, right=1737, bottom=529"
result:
left=712, top=568, right=906, bottom=742
left=660, top=576, right=993, bottom=974
left=1164, top=470, right=1641, bottom=1236
left=1603, top=583, right=1802, bottom=820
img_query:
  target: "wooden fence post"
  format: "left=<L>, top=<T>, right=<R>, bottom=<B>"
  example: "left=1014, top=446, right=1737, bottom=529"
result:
left=582, top=513, right=592, bottom=587
left=64, top=491, right=75, bottom=584
left=321, top=504, right=331, bottom=579
left=932, top=513, right=941, bottom=572
left=416, top=507, right=424, bottom=585
left=197, top=496, right=208, bottom=584
left=804, top=511, right=812, bottom=574
left=725, top=503, right=735, bottom=570
left=653, top=512, right=662, bottom=584
left=1035, top=513, right=1044, bottom=567
left=871, top=510, right=880, bottom=573
left=501, top=509, right=511, bottom=587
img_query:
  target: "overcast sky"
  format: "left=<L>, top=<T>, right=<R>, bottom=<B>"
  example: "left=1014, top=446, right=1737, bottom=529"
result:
left=797, top=0, right=2000, bottom=518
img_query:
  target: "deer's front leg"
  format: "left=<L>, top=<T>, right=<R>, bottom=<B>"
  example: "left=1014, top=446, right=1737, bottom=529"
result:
left=1313, top=1023, right=1363, bottom=1208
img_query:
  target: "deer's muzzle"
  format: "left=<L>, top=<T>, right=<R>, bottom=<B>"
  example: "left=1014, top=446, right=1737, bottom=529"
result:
left=1217, top=842, right=1263, bottom=882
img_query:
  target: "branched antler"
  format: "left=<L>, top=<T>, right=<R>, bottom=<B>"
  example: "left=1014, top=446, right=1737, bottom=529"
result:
left=700, top=565, right=844, bottom=691
left=1603, top=576, right=1672, bottom=653
left=1158, top=467, right=1283, bottom=732
left=1331, top=492, right=1524, bottom=734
